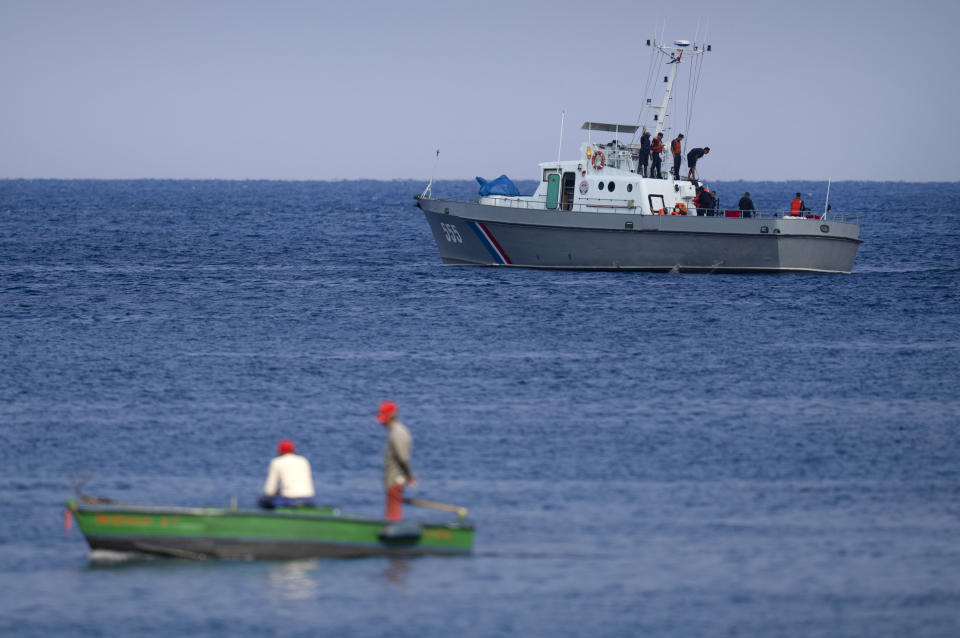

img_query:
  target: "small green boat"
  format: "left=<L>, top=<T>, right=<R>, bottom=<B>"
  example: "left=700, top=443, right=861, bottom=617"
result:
left=66, top=499, right=474, bottom=560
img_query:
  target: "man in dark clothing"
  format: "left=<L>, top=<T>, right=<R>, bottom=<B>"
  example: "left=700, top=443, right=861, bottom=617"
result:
left=686, top=146, right=709, bottom=180
left=649, top=133, right=664, bottom=178
left=738, top=192, right=755, bottom=218
left=638, top=129, right=651, bottom=177
left=696, top=188, right=714, bottom=216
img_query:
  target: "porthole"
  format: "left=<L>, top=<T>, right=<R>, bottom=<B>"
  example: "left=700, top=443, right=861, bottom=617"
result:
left=773, top=228, right=781, bottom=234
left=627, top=184, right=633, bottom=193
left=608, top=181, right=616, bottom=192
left=820, top=224, right=830, bottom=233
left=598, top=181, right=605, bottom=191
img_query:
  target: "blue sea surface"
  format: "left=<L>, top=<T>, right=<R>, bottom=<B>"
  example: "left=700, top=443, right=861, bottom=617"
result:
left=1, top=179, right=959, bottom=637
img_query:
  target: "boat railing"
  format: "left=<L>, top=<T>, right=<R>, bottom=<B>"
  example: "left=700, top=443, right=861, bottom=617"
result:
left=706, top=209, right=859, bottom=223
left=594, top=146, right=636, bottom=172
left=475, top=197, right=859, bottom=223
left=480, top=195, right=638, bottom=213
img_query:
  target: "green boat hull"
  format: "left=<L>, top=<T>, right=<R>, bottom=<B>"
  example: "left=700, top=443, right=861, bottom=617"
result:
left=67, top=500, right=474, bottom=559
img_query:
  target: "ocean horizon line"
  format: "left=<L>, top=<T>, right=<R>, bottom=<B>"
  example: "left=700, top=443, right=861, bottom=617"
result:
left=2, top=177, right=958, bottom=185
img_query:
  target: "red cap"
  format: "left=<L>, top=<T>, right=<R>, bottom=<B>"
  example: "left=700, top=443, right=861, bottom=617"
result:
left=377, top=400, right=397, bottom=424
left=277, top=439, right=295, bottom=455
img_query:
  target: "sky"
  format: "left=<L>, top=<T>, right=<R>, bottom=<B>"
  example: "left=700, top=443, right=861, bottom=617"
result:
left=1, top=0, right=957, bottom=181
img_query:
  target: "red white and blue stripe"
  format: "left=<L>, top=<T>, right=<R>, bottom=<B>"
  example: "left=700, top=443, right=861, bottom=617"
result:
left=469, top=221, right=512, bottom=265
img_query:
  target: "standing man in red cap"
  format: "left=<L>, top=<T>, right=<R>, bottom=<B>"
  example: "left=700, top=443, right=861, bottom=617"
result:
left=377, top=401, right=416, bottom=521
left=258, top=439, right=316, bottom=509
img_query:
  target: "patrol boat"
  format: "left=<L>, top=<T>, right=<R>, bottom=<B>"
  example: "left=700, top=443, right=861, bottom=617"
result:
left=416, top=39, right=861, bottom=273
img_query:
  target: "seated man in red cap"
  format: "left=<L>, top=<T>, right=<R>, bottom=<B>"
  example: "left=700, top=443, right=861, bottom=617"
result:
left=377, top=401, right=417, bottom=521
left=258, top=439, right=317, bottom=509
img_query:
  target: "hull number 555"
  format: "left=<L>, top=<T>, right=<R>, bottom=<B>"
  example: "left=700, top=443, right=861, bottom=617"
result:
left=440, top=222, right=463, bottom=244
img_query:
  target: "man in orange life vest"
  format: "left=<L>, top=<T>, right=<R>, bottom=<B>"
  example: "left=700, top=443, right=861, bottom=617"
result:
left=377, top=400, right=417, bottom=521
left=671, top=134, right=684, bottom=179
left=649, top=133, right=665, bottom=179
left=789, top=192, right=807, bottom=216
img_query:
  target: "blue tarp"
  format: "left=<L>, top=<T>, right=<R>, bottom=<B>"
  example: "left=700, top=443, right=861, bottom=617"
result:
left=476, top=174, right=519, bottom=197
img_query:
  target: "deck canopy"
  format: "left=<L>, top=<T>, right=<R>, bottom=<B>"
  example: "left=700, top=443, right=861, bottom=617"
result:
left=581, top=122, right=640, bottom=134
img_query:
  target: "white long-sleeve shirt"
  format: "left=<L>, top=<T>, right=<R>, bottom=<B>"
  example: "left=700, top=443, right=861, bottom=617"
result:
left=263, top=453, right=315, bottom=498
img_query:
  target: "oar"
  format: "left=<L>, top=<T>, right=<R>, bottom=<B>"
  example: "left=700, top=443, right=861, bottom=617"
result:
left=404, top=497, right=468, bottom=518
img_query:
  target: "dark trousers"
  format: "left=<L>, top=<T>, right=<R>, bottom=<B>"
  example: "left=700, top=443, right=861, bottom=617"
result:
left=259, top=495, right=316, bottom=509
left=651, top=155, right=662, bottom=178
left=672, top=154, right=682, bottom=179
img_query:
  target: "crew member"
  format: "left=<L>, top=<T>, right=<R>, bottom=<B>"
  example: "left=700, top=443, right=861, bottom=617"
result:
left=638, top=128, right=651, bottom=177
left=649, top=133, right=665, bottom=179
left=671, top=134, right=684, bottom=179
left=378, top=400, right=417, bottom=521
left=738, top=192, right=756, bottom=218
left=259, top=439, right=316, bottom=509
left=686, top=146, right=710, bottom=180
left=789, top=192, right=806, bottom=216
left=697, top=188, right=715, bottom=215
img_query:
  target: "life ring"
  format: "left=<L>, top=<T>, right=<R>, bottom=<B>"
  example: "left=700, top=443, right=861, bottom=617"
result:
left=591, top=150, right=606, bottom=170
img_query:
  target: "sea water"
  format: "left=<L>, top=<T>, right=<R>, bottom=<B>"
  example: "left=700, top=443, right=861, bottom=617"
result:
left=0, top=179, right=958, bottom=637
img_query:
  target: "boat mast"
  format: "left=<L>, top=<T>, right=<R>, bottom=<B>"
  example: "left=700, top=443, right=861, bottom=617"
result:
left=644, top=39, right=709, bottom=137
left=420, top=149, right=440, bottom=199
left=823, top=178, right=831, bottom=220
left=556, top=110, right=565, bottom=168
left=648, top=40, right=689, bottom=137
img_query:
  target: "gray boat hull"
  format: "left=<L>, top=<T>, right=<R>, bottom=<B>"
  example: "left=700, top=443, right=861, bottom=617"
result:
left=418, top=198, right=861, bottom=273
